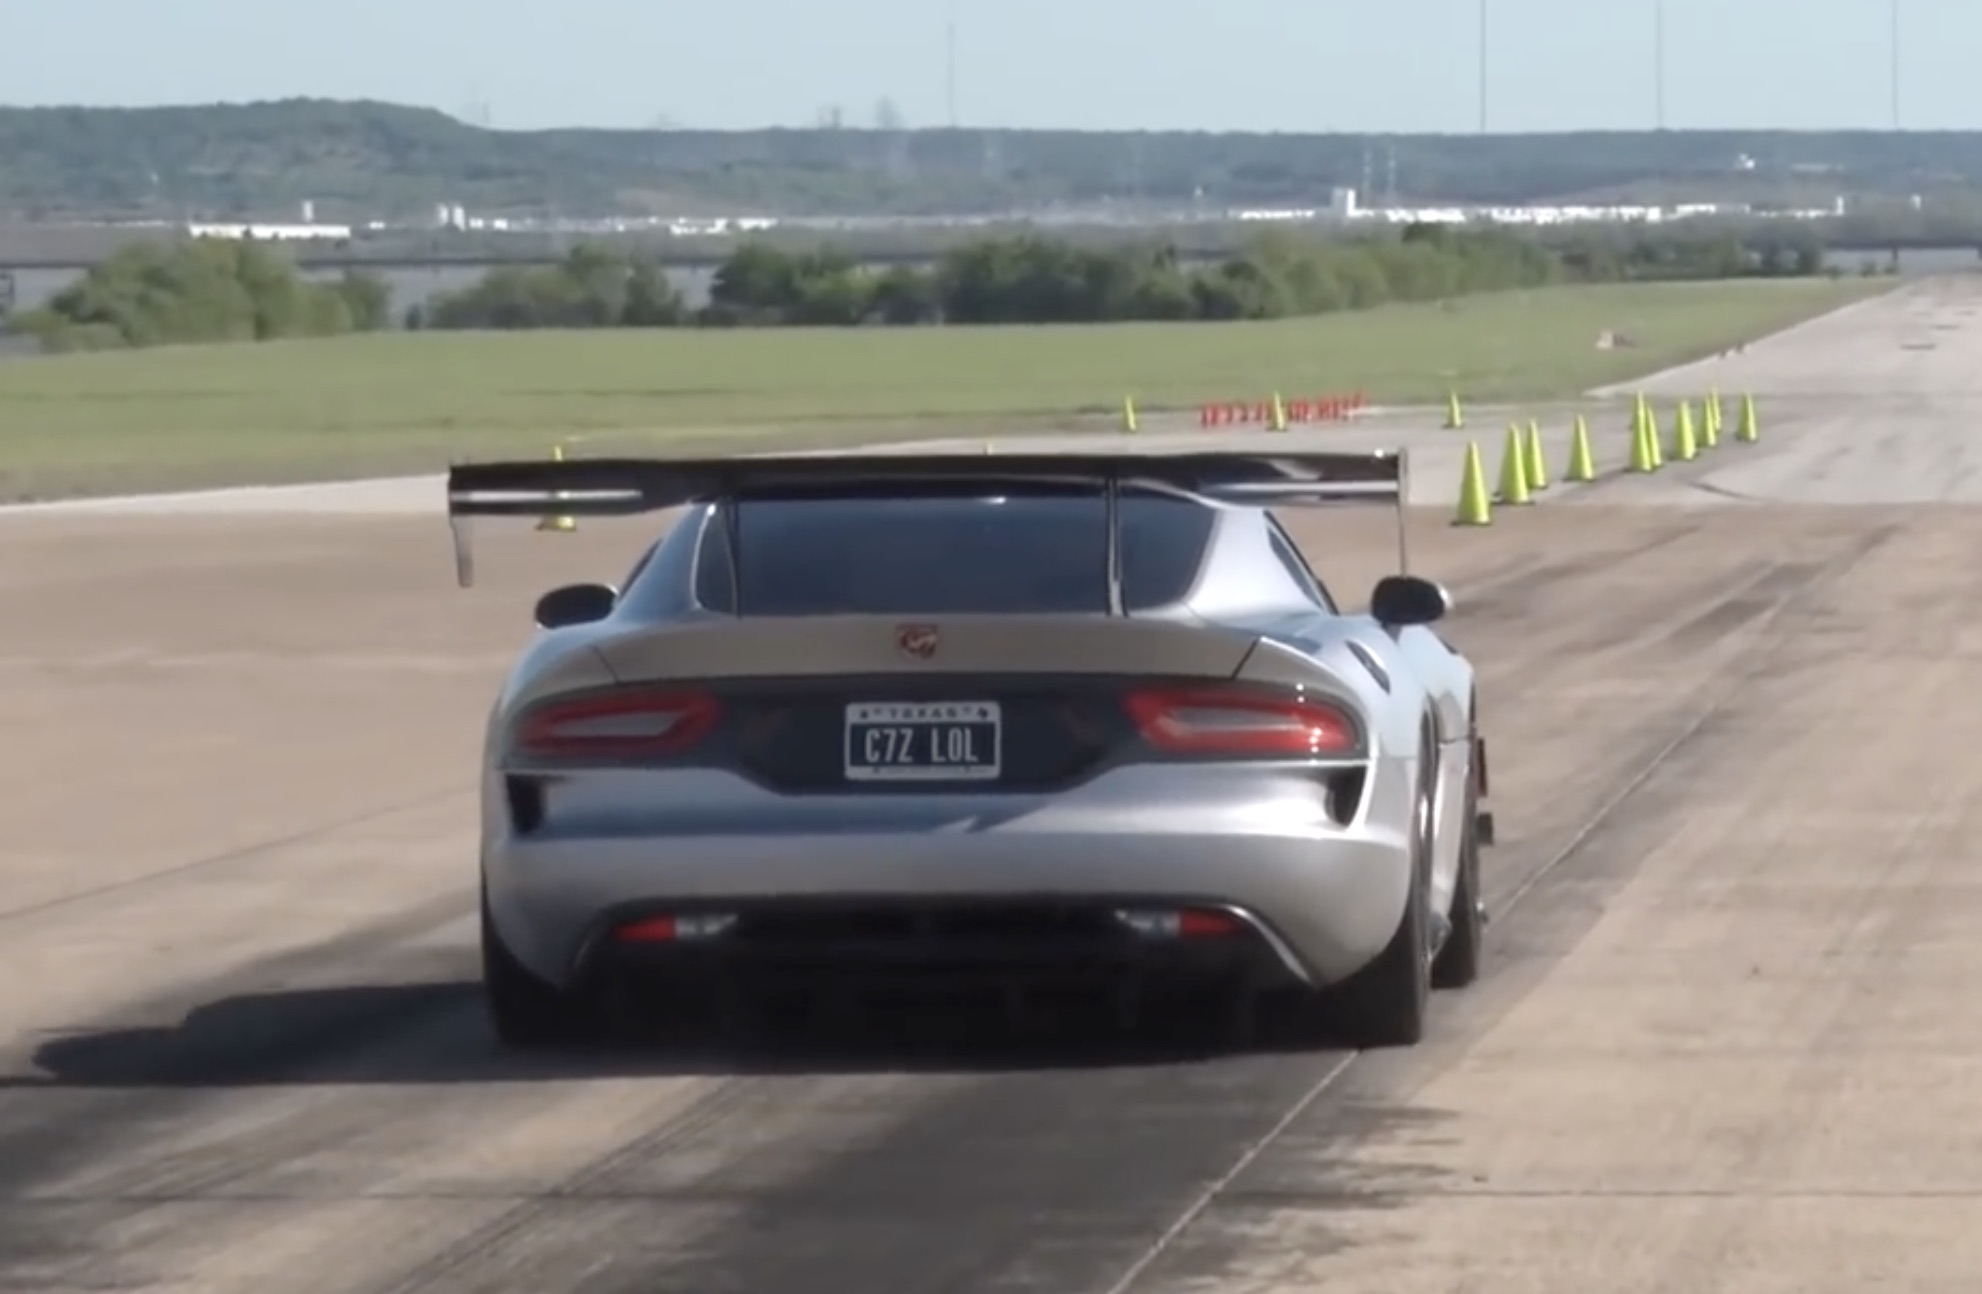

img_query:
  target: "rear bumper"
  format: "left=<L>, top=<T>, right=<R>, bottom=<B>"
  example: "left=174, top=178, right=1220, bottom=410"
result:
left=486, top=817, right=1415, bottom=994
left=485, top=759, right=1421, bottom=993
left=580, top=896, right=1306, bottom=1003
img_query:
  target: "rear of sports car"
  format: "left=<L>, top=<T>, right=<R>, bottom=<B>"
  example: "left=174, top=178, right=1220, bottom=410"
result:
left=478, top=489, right=1428, bottom=1036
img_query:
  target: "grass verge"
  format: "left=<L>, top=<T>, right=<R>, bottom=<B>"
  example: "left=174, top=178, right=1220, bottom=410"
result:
left=0, top=276, right=1885, bottom=500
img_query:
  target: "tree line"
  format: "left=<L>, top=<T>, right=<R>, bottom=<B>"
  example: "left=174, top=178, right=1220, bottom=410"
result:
left=6, top=99, right=1982, bottom=220
left=414, top=222, right=1831, bottom=330
left=8, top=222, right=1850, bottom=352
left=323, top=202, right=1970, bottom=278
left=6, top=238, right=391, bottom=351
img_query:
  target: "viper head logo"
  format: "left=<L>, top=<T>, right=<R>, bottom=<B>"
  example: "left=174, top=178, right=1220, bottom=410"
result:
left=895, top=624, right=939, bottom=660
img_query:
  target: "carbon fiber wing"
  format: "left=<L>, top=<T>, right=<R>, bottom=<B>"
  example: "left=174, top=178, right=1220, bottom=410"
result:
left=444, top=448, right=1412, bottom=592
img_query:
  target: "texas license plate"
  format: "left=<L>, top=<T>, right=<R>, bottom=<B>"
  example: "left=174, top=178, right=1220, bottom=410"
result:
left=844, top=701, right=1001, bottom=782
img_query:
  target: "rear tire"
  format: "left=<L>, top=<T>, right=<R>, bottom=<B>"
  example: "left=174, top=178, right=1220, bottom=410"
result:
left=1330, top=869, right=1430, bottom=1049
left=1325, top=739, right=1436, bottom=1049
left=482, top=889, right=581, bottom=1051
left=1431, top=770, right=1484, bottom=990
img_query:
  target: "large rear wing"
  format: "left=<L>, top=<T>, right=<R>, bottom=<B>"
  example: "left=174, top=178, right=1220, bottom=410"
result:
left=443, top=448, right=1412, bottom=605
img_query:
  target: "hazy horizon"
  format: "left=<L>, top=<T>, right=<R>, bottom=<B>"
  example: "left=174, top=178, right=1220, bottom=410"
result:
left=8, top=96, right=1979, bottom=137
left=11, top=1, right=1972, bottom=135
left=4, top=96, right=1976, bottom=138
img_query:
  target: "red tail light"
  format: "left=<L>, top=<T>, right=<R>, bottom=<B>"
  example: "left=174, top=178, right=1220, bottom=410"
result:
left=615, top=915, right=677, bottom=942
left=1178, top=909, right=1244, bottom=937
left=1124, top=685, right=1359, bottom=757
left=513, top=688, right=721, bottom=760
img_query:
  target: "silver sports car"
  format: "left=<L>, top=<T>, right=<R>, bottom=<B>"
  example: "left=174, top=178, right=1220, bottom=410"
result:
left=446, top=448, right=1494, bottom=1051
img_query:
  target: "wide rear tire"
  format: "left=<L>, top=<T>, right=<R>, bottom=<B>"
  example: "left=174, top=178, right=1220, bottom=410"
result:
left=1326, top=749, right=1436, bottom=1049
left=1431, top=766, right=1485, bottom=990
left=482, top=889, right=581, bottom=1051
left=1329, top=873, right=1430, bottom=1048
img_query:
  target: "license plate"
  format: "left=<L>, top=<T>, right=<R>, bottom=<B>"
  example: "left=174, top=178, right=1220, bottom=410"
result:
left=844, top=701, right=1001, bottom=782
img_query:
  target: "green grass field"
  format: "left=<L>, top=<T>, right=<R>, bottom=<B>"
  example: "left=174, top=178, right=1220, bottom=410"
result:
left=0, top=277, right=1885, bottom=500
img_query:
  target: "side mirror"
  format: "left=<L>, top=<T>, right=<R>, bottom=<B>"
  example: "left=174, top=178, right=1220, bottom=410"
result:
left=534, top=582, right=617, bottom=629
left=1369, top=574, right=1450, bottom=627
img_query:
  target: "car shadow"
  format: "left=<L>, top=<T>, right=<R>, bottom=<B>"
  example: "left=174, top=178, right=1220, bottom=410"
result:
left=4, top=981, right=1357, bottom=1089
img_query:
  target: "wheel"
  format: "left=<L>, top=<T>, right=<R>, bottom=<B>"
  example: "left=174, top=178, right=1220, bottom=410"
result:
left=1431, top=751, right=1484, bottom=990
left=1324, top=735, right=1437, bottom=1049
left=481, top=888, right=582, bottom=1051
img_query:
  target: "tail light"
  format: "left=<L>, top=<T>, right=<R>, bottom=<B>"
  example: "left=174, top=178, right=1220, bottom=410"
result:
left=1114, top=907, right=1247, bottom=938
left=1124, top=685, right=1359, bottom=757
left=1179, top=908, right=1243, bottom=937
left=511, top=688, right=721, bottom=760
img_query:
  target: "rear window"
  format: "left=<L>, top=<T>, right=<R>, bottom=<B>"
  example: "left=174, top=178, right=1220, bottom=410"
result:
left=692, top=492, right=1214, bottom=615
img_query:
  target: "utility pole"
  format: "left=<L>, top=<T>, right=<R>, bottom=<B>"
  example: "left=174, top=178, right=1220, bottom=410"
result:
left=1654, top=0, right=1666, bottom=129
left=946, top=3, right=959, bottom=128
left=1889, top=0, right=1901, bottom=129
left=1476, top=0, right=1488, bottom=133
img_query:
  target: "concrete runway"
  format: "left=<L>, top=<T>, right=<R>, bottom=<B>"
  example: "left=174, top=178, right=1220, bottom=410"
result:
left=4, top=276, right=1982, bottom=1292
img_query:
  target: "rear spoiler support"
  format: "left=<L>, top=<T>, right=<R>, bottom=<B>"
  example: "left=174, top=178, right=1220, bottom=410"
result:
left=444, top=448, right=1412, bottom=599
left=1104, top=476, right=1125, bottom=616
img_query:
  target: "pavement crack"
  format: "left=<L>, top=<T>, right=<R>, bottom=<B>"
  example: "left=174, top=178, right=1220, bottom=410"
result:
left=0, top=782, right=472, bottom=927
left=1101, top=518, right=1903, bottom=1294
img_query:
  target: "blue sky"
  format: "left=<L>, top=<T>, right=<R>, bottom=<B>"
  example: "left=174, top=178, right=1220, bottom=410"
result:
left=9, top=0, right=1974, bottom=132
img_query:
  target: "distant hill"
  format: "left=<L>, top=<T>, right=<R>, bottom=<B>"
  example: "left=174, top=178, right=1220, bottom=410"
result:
left=5, top=98, right=1982, bottom=221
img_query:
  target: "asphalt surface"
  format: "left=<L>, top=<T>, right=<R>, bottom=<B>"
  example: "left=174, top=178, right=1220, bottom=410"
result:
left=3, top=275, right=1981, bottom=1292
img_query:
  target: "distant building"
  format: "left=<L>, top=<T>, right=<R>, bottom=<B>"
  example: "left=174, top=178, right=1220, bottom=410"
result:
left=185, top=221, right=353, bottom=241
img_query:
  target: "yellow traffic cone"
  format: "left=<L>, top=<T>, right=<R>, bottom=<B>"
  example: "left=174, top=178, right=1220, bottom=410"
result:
left=1524, top=419, right=1549, bottom=490
left=536, top=444, right=577, bottom=533
left=1673, top=401, right=1698, bottom=462
left=1497, top=425, right=1532, bottom=505
left=1453, top=441, right=1491, bottom=526
left=1444, top=390, right=1464, bottom=430
left=1629, top=415, right=1657, bottom=473
left=1268, top=391, right=1289, bottom=432
left=1736, top=394, right=1759, bottom=443
left=1647, top=407, right=1665, bottom=468
left=1700, top=394, right=1720, bottom=449
left=1121, top=394, right=1139, bottom=433
left=1566, top=414, right=1595, bottom=481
